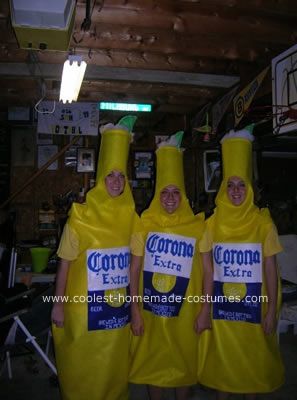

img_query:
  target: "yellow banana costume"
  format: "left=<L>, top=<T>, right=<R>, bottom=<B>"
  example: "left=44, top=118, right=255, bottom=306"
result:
left=53, top=117, right=140, bottom=400
left=130, top=135, right=206, bottom=387
left=198, top=128, right=284, bottom=393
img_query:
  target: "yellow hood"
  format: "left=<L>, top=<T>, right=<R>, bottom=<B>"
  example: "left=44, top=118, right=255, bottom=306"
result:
left=142, top=145, right=196, bottom=227
left=214, top=132, right=271, bottom=238
left=69, top=124, right=135, bottom=235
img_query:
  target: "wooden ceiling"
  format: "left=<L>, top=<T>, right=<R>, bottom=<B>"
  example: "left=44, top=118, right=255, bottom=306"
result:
left=0, top=0, right=297, bottom=131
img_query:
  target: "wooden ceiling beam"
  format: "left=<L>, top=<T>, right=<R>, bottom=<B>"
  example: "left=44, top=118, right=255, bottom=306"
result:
left=81, top=80, right=220, bottom=97
left=71, top=30, right=288, bottom=63
left=75, top=3, right=297, bottom=40
left=0, top=62, right=239, bottom=88
left=0, top=47, right=242, bottom=75
left=72, top=20, right=295, bottom=46
left=0, top=76, right=220, bottom=98
left=77, top=0, right=296, bottom=21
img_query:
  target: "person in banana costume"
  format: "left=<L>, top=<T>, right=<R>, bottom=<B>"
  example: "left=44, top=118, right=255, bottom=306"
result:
left=198, top=126, right=285, bottom=399
left=51, top=116, right=141, bottom=400
left=129, top=132, right=212, bottom=400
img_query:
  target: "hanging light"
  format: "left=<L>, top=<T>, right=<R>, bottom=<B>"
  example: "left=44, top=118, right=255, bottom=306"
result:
left=59, top=56, right=87, bottom=104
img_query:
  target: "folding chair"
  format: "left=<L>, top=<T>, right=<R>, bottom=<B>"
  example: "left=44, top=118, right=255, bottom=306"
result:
left=0, top=245, right=57, bottom=378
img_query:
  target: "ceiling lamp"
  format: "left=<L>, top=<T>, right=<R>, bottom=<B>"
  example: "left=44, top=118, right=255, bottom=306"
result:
left=10, top=0, right=76, bottom=51
left=59, top=56, right=87, bottom=104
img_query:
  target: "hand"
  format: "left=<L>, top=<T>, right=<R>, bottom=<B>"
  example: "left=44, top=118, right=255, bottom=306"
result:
left=51, top=303, right=64, bottom=328
left=262, top=310, right=277, bottom=335
left=194, top=307, right=211, bottom=334
left=131, top=307, right=144, bottom=336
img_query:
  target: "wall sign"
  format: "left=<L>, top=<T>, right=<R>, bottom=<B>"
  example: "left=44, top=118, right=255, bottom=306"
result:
left=133, top=151, right=154, bottom=179
left=37, top=101, right=99, bottom=136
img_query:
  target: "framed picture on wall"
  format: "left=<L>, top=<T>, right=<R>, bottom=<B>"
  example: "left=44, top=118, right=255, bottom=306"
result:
left=133, top=151, right=154, bottom=179
left=203, top=150, right=221, bottom=192
left=77, top=148, right=95, bottom=173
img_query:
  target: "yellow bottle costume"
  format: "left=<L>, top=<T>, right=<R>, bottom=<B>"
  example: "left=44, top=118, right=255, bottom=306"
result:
left=130, top=135, right=206, bottom=387
left=198, top=129, right=285, bottom=393
left=53, top=117, right=141, bottom=400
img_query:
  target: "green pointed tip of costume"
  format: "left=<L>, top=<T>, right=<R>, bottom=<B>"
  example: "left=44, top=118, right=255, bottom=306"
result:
left=117, top=116, right=137, bottom=133
left=173, top=131, right=184, bottom=147
left=245, top=123, right=255, bottom=134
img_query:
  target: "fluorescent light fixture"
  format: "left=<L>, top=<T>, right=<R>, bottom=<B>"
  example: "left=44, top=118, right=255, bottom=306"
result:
left=59, top=56, right=87, bottom=104
left=99, top=102, right=152, bottom=112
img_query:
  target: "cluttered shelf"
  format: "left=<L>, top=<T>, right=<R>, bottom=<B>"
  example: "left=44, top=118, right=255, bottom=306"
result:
left=15, top=266, right=56, bottom=286
left=8, top=242, right=58, bottom=290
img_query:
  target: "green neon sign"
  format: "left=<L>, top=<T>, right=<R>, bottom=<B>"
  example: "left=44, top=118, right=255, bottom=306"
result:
left=99, top=102, right=152, bottom=112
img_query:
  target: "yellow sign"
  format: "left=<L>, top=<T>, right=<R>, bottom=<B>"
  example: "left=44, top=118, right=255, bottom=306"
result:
left=233, top=67, right=269, bottom=126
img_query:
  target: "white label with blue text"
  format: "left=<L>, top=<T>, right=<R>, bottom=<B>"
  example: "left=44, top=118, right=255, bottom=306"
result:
left=144, top=232, right=196, bottom=278
left=87, top=247, right=130, bottom=291
left=213, top=243, right=262, bottom=283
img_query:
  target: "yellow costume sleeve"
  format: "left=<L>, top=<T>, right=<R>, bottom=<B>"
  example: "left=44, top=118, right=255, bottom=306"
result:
left=199, top=226, right=213, bottom=253
left=130, top=232, right=145, bottom=256
left=56, top=223, right=79, bottom=261
left=264, top=224, right=283, bottom=257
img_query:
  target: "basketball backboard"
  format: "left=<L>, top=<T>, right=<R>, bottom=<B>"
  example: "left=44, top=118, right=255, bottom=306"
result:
left=272, top=44, right=297, bottom=135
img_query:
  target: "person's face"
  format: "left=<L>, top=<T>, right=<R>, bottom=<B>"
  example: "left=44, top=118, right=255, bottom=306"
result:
left=226, top=176, right=247, bottom=206
left=105, top=170, right=125, bottom=197
left=160, top=185, right=181, bottom=214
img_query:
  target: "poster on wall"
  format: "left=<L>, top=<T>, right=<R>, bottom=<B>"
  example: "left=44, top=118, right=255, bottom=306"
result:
left=37, top=101, right=99, bottom=136
left=133, top=151, right=154, bottom=179
left=38, top=145, right=58, bottom=171
left=76, top=148, right=95, bottom=173
left=203, top=150, right=221, bottom=193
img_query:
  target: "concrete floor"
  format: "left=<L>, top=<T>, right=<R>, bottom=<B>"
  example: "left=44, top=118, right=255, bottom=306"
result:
left=0, top=328, right=296, bottom=400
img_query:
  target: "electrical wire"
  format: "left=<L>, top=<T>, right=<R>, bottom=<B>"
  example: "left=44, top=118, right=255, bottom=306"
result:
left=34, top=98, right=56, bottom=114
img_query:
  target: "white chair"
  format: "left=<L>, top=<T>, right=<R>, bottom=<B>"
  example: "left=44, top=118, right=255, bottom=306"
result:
left=0, top=247, right=57, bottom=378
